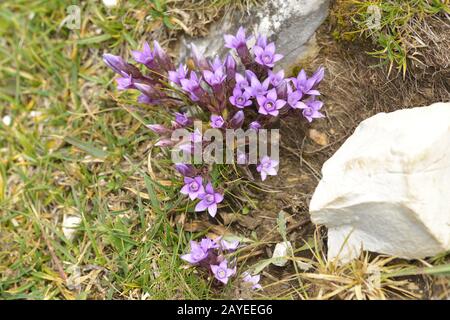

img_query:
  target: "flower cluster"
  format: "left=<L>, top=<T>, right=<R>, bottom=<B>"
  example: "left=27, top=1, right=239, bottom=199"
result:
left=181, top=236, right=261, bottom=289
left=103, top=27, right=325, bottom=218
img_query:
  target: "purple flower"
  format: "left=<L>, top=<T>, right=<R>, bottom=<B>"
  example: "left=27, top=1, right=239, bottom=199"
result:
left=224, top=27, right=250, bottom=50
left=268, top=69, right=284, bottom=87
left=246, top=75, right=270, bottom=98
left=195, top=182, right=223, bottom=217
left=249, top=121, right=261, bottom=131
left=137, top=94, right=155, bottom=105
left=103, top=53, right=141, bottom=78
left=287, top=90, right=307, bottom=109
left=220, top=239, right=240, bottom=251
left=210, top=259, right=236, bottom=284
left=133, top=82, right=159, bottom=99
left=292, top=69, right=320, bottom=96
left=225, top=54, right=236, bottom=78
left=155, top=138, right=175, bottom=147
left=210, top=115, right=225, bottom=128
left=256, top=156, right=279, bottom=181
left=209, top=56, right=223, bottom=72
left=229, top=111, right=245, bottom=129
left=190, top=43, right=210, bottom=70
left=235, top=73, right=249, bottom=90
left=153, top=40, right=173, bottom=71
left=180, top=176, right=205, bottom=200
left=146, top=124, right=171, bottom=135
left=168, top=64, right=188, bottom=85
left=131, top=42, right=157, bottom=69
left=256, top=88, right=286, bottom=116
left=203, top=68, right=226, bottom=88
left=310, top=66, right=325, bottom=87
left=256, top=34, right=267, bottom=48
left=300, top=99, right=325, bottom=123
left=253, top=43, right=283, bottom=68
left=175, top=163, right=196, bottom=177
left=229, top=88, right=252, bottom=108
left=116, top=75, right=134, bottom=90
left=181, top=240, right=209, bottom=264
left=180, top=72, right=202, bottom=101
left=242, top=272, right=262, bottom=290
left=174, top=112, right=191, bottom=127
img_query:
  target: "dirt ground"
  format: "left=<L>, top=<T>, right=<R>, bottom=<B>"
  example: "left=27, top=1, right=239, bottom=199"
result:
left=208, top=15, right=450, bottom=299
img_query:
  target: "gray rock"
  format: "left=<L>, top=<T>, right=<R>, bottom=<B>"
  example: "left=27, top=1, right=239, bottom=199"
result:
left=179, top=0, right=330, bottom=70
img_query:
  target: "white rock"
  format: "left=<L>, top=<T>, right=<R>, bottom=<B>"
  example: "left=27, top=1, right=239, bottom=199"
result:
left=102, top=0, right=118, bottom=8
left=2, top=115, right=12, bottom=126
left=272, top=241, right=293, bottom=267
left=310, top=102, right=450, bottom=262
left=62, top=215, right=82, bottom=241
left=179, top=0, right=330, bottom=71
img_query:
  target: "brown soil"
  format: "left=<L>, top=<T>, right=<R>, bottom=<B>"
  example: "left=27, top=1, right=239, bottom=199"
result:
left=220, top=14, right=450, bottom=299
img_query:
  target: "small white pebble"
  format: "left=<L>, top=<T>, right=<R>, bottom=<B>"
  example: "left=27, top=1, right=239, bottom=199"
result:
left=2, top=115, right=12, bottom=126
left=29, top=110, right=42, bottom=118
left=102, top=0, right=118, bottom=8
left=62, top=215, right=82, bottom=241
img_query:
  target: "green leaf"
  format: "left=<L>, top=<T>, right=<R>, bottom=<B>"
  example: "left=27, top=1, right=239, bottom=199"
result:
left=64, top=136, right=108, bottom=158
left=277, top=210, right=287, bottom=242
left=76, top=34, right=112, bottom=45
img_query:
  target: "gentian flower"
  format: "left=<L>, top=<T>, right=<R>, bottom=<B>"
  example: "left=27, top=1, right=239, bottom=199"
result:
left=224, top=27, right=249, bottom=50
left=220, top=239, right=240, bottom=251
left=235, top=73, right=249, bottom=90
left=191, top=43, right=210, bottom=70
left=246, top=75, right=270, bottom=97
left=209, top=56, right=223, bottom=72
left=210, top=115, right=225, bottom=128
left=155, top=138, right=175, bottom=147
left=300, top=99, right=325, bottom=123
left=168, top=64, right=188, bottom=85
left=229, top=88, right=252, bottom=108
left=292, top=69, right=320, bottom=96
left=180, top=176, right=205, bottom=200
left=242, top=272, right=262, bottom=290
left=195, top=182, right=223, bottom=217
left=180, top=71, right=202, bottom=101
left=268, top=69, right=285, bottom=87
left=249, top=121, right=261, bottom=131
left=210, top=259, right=236, bottom=284
left=132, top=42, right=155, bottom=65
left=229, top=111, right=245, bottom=129
left=310, top=66, right=325, bottom=87
left=103, top=53, right=141, bottom=78
left=256, top=88, right=286, bottom=116
left=152, top=40, right=173, bottom=70
left=181, top=240, right=210, bottom=264
left=175, top=163, right=196, bottom=177
left=256, top=34, right=267, bottom=48
left=203, top=68, right=226, bottom=88
left=116, top=74, right=134, bottom=90
left=256, top=156, right=279, bottom=181
left=137, top=94, right=155, bottom=104
left=146, top=124, right=171, bottom=135
left=253, top=43, right=283, bottom=68
left=174, top=112, right=191, bottom=126
left=287, top=90, right=307, bottom=109
left=225, top=54, right=236, bottom=78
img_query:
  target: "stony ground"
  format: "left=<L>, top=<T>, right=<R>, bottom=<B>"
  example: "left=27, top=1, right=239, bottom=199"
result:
left=1, top=0, right=449, bottom=299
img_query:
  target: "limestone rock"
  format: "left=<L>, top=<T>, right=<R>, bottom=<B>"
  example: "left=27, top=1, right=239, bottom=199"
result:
left=310, top=102, right=450, bottom=262
left=272, top=241, right=293, bottom=267
left=179, top=0, right=330, bottom=70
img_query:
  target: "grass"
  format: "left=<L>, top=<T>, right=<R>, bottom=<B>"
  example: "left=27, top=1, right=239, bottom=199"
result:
left=1, top=0, right=449, bottom=300
left=332, top=0, right=450, bottom=77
